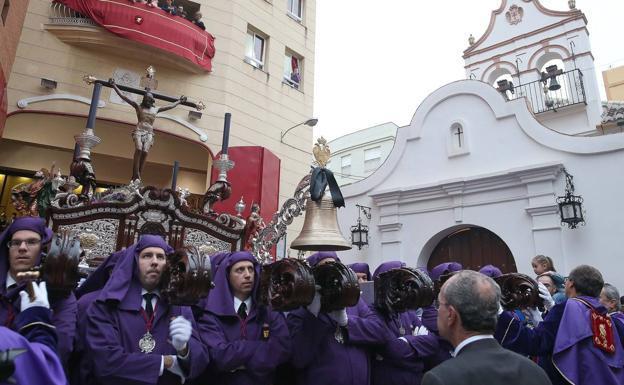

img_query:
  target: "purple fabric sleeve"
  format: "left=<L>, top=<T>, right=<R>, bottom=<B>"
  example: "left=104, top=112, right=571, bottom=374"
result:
left=495, top=301, right=565, bottom=356
left=51, top=292, right=77, bottom=365
left=345, top=304, right=391, bottom=345
left=199, top=312, right=262, bottom=371
left=286, top=308, right=328, bottom=369
left=246, top=311, right=291, bottom=375
left=14, top=306, right=58, bottom=353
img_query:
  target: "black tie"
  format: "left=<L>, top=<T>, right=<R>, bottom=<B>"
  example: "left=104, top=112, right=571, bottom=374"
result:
left=143, top=293, right=155, bottom=318
left=238, top=302, right=247, bottom=320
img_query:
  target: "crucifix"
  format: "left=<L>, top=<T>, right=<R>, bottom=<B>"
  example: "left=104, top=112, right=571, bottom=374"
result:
left=83, top=67, right=205, bottom=183
left=453, top=125, right=464, bottom=148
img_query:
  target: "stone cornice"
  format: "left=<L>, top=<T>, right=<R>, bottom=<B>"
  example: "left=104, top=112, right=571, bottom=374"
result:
left=371, top=162, right=563, bottom=207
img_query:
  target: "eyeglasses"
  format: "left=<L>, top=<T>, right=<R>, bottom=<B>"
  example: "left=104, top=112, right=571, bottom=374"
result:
left=7, top=239, right=41, bottom=249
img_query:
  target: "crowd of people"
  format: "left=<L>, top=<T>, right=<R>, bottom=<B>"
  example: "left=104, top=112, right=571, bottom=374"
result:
left=129, top=0, right=206, bottom=30
left=1, top=215, right=623, bottom=384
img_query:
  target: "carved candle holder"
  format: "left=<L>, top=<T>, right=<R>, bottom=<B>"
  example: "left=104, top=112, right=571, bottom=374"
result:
left=213, top=153, right=235, bottom=183
left=74, top=128, right=101, bottom=160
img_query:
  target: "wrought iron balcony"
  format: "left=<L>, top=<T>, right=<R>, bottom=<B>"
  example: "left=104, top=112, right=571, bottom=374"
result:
left=45, top=1, right=215, bottom=74
left=497, top=69, right=587, bottom=114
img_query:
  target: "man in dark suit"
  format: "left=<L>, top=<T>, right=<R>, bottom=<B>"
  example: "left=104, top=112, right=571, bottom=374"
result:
left=422, top=270, right=551, bottom=385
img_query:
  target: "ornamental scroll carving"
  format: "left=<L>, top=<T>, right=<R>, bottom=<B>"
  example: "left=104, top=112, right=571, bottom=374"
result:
left=57, top=219, right=119, bottom=260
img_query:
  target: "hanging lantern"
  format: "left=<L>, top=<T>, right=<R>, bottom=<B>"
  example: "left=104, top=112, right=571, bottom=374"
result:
left=556, top=168, right=585, bottom=229
left=350, top=204, right=371, bottom=250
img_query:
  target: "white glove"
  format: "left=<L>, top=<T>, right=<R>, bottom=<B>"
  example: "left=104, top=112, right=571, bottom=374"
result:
left=526, top=307, right=543, bottom=326
left=19, top=281, right=50, bottom=311
left=413, top=325, right=429, bottom=336
left=306, top=285, right=322, bottom=317
left=329, top=308, right=348, bottom=326
left=169, top=316, right=192, bottom=352
left=537, top=282, right=555, bottom=310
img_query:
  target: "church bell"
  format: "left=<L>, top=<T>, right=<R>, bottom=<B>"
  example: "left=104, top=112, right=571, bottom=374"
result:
left=290, top=194, right=352, bottom=251
left=548, top=77, right=561, bottom=91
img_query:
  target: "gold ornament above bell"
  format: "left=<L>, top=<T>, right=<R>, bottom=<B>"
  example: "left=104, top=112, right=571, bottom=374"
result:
left=291, top=138, right=352, bottom=251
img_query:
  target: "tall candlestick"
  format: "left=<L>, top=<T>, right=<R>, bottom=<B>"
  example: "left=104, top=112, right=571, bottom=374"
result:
left=221, top=112, right=231, bottom=155
left=171, top=160, right=179, bottom=190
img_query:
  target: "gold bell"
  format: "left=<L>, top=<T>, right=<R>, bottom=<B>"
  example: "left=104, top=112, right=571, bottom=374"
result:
left=291, top=194, right=352, bottom=251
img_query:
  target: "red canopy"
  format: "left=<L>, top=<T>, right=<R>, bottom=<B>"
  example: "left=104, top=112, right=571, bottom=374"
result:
left=55, top=0, right=215, bottom=71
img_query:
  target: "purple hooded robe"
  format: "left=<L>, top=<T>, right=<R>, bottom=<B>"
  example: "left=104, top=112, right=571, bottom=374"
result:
left=0, top=216, right=76, bottom=365
left=369, top=261, right=439, bottom=385
left=287, top=252, right=390, bottom=385
left=1, top=306, right=67, bottom=385
left=496, top=296, right=624, bottom=385
left=70, top=250, right=123, bottom=385
left=84, top=235, right=208, bottom=385
left=196, top=251, right=291, bottom=385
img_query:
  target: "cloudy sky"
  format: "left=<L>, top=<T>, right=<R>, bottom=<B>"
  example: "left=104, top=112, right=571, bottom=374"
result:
left=312, top=0, right=624, bottom=140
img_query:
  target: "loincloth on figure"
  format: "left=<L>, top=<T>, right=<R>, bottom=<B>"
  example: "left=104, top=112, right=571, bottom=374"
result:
left=132, top=123, right=154, bottom=151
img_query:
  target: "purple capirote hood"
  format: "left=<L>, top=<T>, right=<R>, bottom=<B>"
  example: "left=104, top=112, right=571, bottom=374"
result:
left=372, top=261, right=405, bottom=280
left=429, top=262, right=463, bottom=281
left=349, top=262, right=371, bottom=280
left=478, top=264, right=502, bottom=278
left=306, top=251, right=340, bottom=267
left=96, top=235, right=173, bottom=307
left=205, top=251, right=259, bottom=316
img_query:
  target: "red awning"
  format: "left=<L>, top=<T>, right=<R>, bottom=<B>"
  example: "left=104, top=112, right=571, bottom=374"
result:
left=55, top=0, right=215, bottom=72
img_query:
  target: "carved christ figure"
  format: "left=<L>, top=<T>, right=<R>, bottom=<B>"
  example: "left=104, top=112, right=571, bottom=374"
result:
left=109, top=79, right=186, bottom=182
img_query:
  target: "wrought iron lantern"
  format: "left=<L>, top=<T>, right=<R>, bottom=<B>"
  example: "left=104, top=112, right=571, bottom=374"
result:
left=556, top=168, right=585, bottom=229
left=351, top=204, right=371, bottom=250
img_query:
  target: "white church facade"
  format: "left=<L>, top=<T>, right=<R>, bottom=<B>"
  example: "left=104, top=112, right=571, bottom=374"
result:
left=333, top=0, right=624, bottom=289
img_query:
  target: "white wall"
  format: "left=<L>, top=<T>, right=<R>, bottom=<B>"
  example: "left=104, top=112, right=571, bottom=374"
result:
left=334, top=80, right=624, bottom=290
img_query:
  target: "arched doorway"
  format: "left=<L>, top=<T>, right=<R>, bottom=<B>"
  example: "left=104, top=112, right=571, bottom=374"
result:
left=427, top=226, right=517, bottom=273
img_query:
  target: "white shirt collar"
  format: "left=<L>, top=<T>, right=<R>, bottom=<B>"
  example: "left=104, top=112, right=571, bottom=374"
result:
left=5, top=275, right=16, bottom=289
left=141, top=288, right=160, bottom=296
left=452, top=335, right=494, bottom=357
left=233, top=296, right=252, bottom=313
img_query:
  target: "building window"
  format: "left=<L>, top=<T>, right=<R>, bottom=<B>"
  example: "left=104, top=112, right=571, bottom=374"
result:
left=1, top=0, right=9, bottom=25
left=341, top=155, right=351, bottom=176
left=364, top=146, right=381, bottom=172
left=287, top=0, right=302, bottom=21
left=245, top=28, right=267, bottom=70
left=283, top=51, right=302, bottom=89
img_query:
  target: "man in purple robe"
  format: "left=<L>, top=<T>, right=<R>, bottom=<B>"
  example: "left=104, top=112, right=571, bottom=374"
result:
left=1, top=281, right=67, bottom=385
left=286, top=251, right=389, bottom=385
left=349, top=262, right=371, bottom=283
left=601, top=283, right=624, bottom=333
left=196, top=251, right=290, bottom=385
left=496, top=265, right=624, bottom=385
left=0, top=216, right=76, bottom=365
left=370, top=261, right=439, bottom=385
left=84, top=235, right=208, bottom=385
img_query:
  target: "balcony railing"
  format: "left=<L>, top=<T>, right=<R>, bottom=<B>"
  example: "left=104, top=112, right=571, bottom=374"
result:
left=498, top=69, right=587, bottom=114
left=48, top=2, right=96, bottom=26
left=45, top=1, right=215, bottom=73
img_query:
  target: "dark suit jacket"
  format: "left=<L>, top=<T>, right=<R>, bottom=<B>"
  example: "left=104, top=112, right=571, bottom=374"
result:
left=422, top=338, right=552, bottom=385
